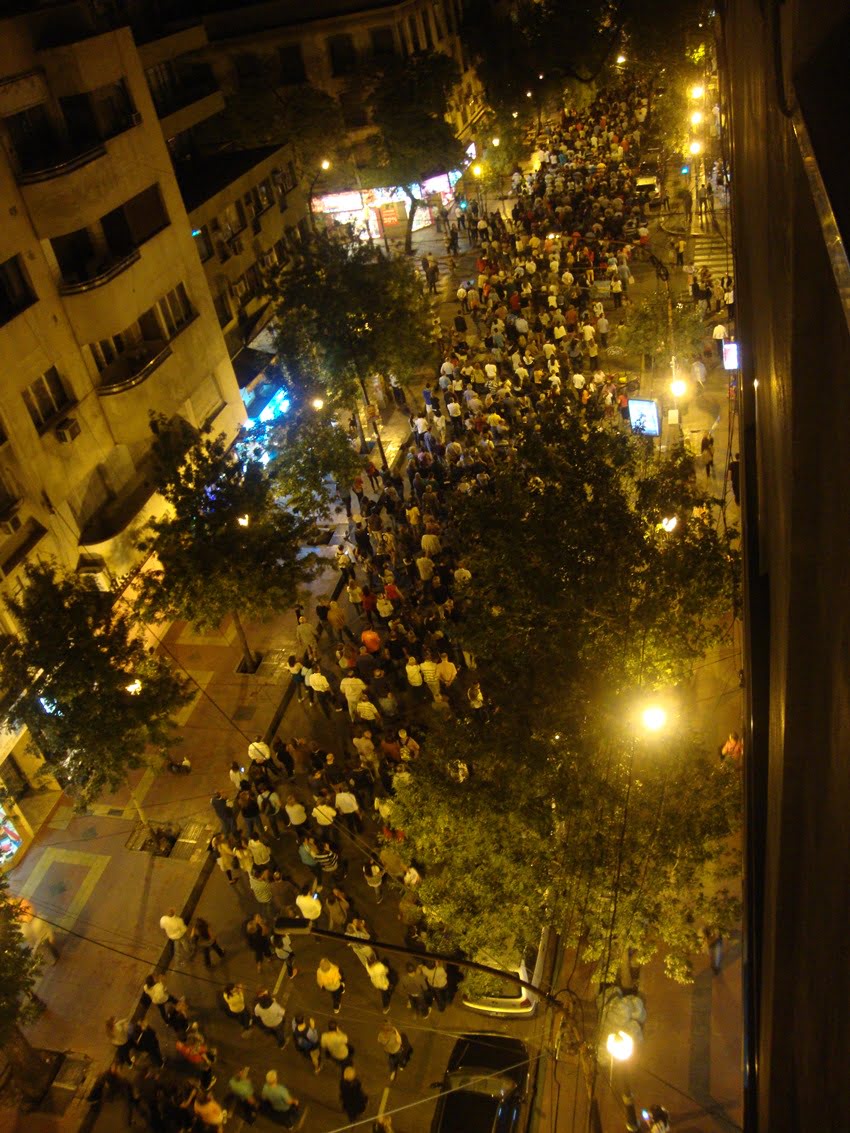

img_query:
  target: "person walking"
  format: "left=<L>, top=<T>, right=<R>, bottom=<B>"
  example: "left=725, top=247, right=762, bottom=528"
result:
left=700, top=432, right=715, bottom=478
left=728, top=452, right=741, bottom=505
left=292, top=1015, right=321, bottom=1073
left=244, top=913, right=273, bottom=972
left=261, top=1070, right=301, bottom=1126
left=363, top=861, right=386, bottom=903
left=422, top=960, right=450, bottom=1011
left=367, top=955, right=395, bottom=1013
left=223, top=983, right=253, bottom=1031
left=210, top=833, right=238, bottom=884
left=159, top=907, right=193, bottom=961
left=105, top=1016, right=134, bottom=1065
left=226, top=1067, right=260, bottom=1119
left=340, top=1066, right=368, bottom=1122
left=142, top=971, right=176, bottom=1022
left=346, top=917, right=377, bottom=970
left=210, top=791, right=236, bottom=836
left=320, top=1020, right=351, bottom=1068
left=272, top=917, right=299, bottom=978
left=190, top=917, right=225, bottom=967
left=295, top=616, right=319, bottom=662
left=377, top=1022, right=411, bottom=1081
left=132, top=1020, right=163, bottom=1067
left=401, top=961, right=431, bottom=1017
left=295, top=882, right=323, bottom=922
left=253, top=989, right=289, bottom=1047
left=316, top=958, right=345, bottom=1014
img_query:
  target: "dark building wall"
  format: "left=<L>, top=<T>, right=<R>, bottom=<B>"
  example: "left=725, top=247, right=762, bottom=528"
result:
left=723, top=1, right=850, bottom=1129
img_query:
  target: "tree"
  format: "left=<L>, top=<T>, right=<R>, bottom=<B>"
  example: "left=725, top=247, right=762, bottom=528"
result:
left=610, top=290, right=707, bottom=375
left=387, top=410, right=740, bottom=985
left=0, top=876, right=55, bottom=1100
left=268, top=234, right=433, bottom=461
left=364, top=52, right=466, bottom=252
left=194, top=71, right=346, bottom=179
left=0, top=563, right=192, bottom=809
left=266, top=407, right=364, bottom=518
left=137, top=419, right=318, bottom=672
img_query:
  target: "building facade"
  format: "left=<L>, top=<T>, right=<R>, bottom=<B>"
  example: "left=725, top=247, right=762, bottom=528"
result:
left=0, top=4, right=307, bottom=858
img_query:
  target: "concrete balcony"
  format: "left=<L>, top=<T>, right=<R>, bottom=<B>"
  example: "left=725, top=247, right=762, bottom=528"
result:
left=96, top=339, right=172, bottom=396
left=137, top=24, right=208, bottom=69
left=158, top=86, right=225, bottom=139
left=18, top=123, right=148, bottom=241
left=57, top=247, right=141, bottom=295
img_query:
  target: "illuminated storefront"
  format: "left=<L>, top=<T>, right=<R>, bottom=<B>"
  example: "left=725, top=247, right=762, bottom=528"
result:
left=313, top=172, right=462, bottom=242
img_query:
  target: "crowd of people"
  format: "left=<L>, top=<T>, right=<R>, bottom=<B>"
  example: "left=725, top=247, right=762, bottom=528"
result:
left=84, top=79, right=726, bottom=1133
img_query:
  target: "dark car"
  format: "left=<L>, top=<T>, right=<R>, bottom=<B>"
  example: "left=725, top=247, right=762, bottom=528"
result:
left=430, top=1033, right=529, bottom=1133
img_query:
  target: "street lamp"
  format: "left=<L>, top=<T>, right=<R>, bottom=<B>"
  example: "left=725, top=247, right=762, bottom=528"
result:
left=641, top=705, right=667, bottom=732
left=690, top=110, right=703, bottom=126
left=690, top=84, right=705, bottom=99
left=670, top=378, right=687, bottom=398
left=237, top=515, right=250, bottom=527
left=616, top=54, right=627, bottom=65
left=526, top=90, right=533, bottom=98
left=511, top=110, right=518, bottom=119
left=320, top=159, right=330, bottom=171
left=311, top=397, right=324, bottom=411
left=472, top=163, right=482, bottom=178
left=607, top=1031, right=634, bottom=1062
left=661, top=516, right=679, bottom=533
left=125, top=679, right=142, bottom=695
left=689, top=140, right=702, bottom=155
left=491, top=136, right=500, bottom=147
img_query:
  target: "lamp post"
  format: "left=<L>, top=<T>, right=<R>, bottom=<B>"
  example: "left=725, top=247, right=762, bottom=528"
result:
left=606, top=1031, right=640, bottom=1133
left=308, top=158, right=331, bottom=232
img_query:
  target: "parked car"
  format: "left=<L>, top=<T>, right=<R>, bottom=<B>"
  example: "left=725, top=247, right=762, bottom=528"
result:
left=430, top=1033, right=529, bottom=1133
left=462, top=927, right=552, bottom=1017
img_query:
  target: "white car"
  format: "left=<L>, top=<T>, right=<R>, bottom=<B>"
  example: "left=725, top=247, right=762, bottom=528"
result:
left=462, top=927, right=552, bottom=1017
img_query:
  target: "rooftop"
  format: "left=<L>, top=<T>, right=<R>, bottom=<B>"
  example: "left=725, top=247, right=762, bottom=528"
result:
left=175, top=145, right=280, bottom=211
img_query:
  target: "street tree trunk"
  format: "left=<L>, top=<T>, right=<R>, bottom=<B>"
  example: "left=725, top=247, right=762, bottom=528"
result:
left=357, top=378, right=390, bottom=470
left=231, top=610, right=258, bottom=673
left=1, top=1026, right=57, bottom=1101
left=403, top=188, right=421, bottom=255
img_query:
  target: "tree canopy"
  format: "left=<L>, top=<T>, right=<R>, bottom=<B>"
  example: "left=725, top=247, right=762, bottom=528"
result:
left=268, top=234, right=433, bottom=410
left=610, top=290, right=708, bottom=372
left=387, top=409, right=740, bottom=984
left=0, top=562, right=192, bottom=807
left=0, top=877, right=44, bottom=1040
left=137, top=419, right=317, bottom=670
left=266, top=408, right=364, bottom=519
left=363, top=51, right=466, bottom=250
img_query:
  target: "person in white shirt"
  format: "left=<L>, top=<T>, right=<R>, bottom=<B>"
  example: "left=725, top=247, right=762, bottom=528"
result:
left=285, top=794, right=307, bottom=829
left=339, top=674, right=367, bottom=720
left=159, top=908, right=192, bottom=959
left=247, top=737, right=271, bottom=764
left=295, top=884, right=323, bottom=922
left=320, top=1021, right=350, bottom=1064
left=253, top=990, right=287, bottom=1046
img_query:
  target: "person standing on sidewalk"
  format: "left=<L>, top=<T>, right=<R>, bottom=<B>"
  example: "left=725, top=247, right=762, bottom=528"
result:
left=159, top=907, right=193, bottom=961
left=401, top=962, right=431, bottom=1017
left=210, top=790, right=236, bottom=836
left=316, top=958, right=345, bottom=1013
left=422, top=960, right=450, bottom=1011
left=223, top=983, right=253, bottom=1030
left=340, top=1066, right=368, bottom=1122
left=292, top=1015, right=321, bottom=1072
left=364, top=861, right=386, bottom=903
left=142, top=972, right=176, bottom=1021
left=320, top=1020, right=351, bottom=1068
left=295, top=616, right=319, bottom=662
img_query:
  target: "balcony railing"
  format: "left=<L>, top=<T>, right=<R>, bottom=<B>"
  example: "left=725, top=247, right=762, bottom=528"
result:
left=15, top=113, right=140, bottom=185
left=58, top=248, right=141, bottom=295
left=97, top=339, right=172, bottom=396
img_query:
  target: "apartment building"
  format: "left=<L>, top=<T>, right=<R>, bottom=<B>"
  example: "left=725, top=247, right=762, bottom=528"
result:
left=0, top=4, right=306, bottom=859
left=195, top=0, right=485, bottom=162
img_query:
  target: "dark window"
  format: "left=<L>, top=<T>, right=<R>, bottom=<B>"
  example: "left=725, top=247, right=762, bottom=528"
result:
left=58, top=92, right=99, bottom=146
left=3, top=104, right=56, bottom=169
left=101, top=184, right=169, bottom=257
left=407, top=16, right=419, bottom=51
left=89, top=79, right=134, bottom=138
left=0, top=255, right=36, bottom=326
left=245, top=263, right=261, bottom=296
left=421, top=12, right=434, bottom=50
left=327, top=34, right=357, bottom=77
left=50, top=228, right=96, bottom=282
left=278, top=44, right=307, bottom=84
left=370, top=27, right=396, bottom=58
left=213, top=290, right=231, bottom=327
left=434, top=2, right=448, bottom=40
left=342, top=99, right=368, bottom=129
left=23, top=367, right=71, bottom=431
left=234, top=53, right=262, bottom=81
left=193, top=224, right=213, bottom=262
left=157, top=283, right=194, bottom=337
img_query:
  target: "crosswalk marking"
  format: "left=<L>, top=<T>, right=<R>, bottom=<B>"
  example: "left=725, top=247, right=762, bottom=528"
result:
left=691, top=234, right=733, bottom=279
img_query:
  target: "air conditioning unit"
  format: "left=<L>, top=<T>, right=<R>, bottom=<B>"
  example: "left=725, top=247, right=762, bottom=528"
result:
left=0, top=513, right=21, bottom=536
left=130, top=111, right=143, bottom=126
left=55, top=417, right=81, bottom=443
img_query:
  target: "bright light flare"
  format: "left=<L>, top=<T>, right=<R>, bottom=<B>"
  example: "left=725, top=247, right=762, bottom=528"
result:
left=690, top=84, right=705, bottom=99
left=237, top=515, right=250, bottom=527
left=642, top=705, right=668, bottom=731
left=311, top=397, right=324, bottom=410
left=689, top=141, right=702, bottom=155
left=125, top=680, right=142, bottom=695
left=616, top=54, right=626, bottom=65
left=661, top=516, right=679, bottom=532
left=607, top=1031, right=634, bottom=1061
left=320, top=159, right=331, bottom=171
left=671, top=379, right=687, bottom=398
left=491, top=136, right=500, bottom=147
left=472, top=164, right=482, bottom=177
left=690, top=110, right=703, bottom=126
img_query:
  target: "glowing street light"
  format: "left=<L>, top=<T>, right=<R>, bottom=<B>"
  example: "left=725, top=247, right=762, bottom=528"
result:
left=671, top=378, right=687, bottom=398
left=125, top=679, right=142, bottom=695
left=661, top=516, right=679, bottom=532
left=607, top=1031, right=634, bottom=1062
left=526, top=90, right=533, bottom=98
left=690, top=110, right=703, bottom=126
left=689, top=140, right=703, bottom=155
left=690, top=84, right=705, bottom=99
left=320, top=159, right=331, bottom=171
left=237, top=515, right=250, bottom=527
left=511, top=111, right=518, bottom=119
left=616, top=54, right=627, bottom=65
left=311, top=397, right=324, bottom=410
left=642, top=705, right=668, bottom=732
left=491, top=136, right=500, bottom=147
left=472, top=163, right=482, bottom=178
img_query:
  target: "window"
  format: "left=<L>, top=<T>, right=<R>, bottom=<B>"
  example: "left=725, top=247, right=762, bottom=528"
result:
left=406, top=16, right=419, bottom=51
left=370, top=27, right=396, bottom=58
left=213, top=290, right=231, bottom=327
left=278, top=44, right=306, bottom=84
left=256, top=178, right=273, bottom=212
left=157, top=283, right=194, bottom=337
left=434, top=2, right=448, bottom=40
left=421, top=12, right=434, bottom=49
left=327, top=34, right=357, bottom=77
left=193, top=225, right=213, bottom=262
left=23, top=367, right=72, bottom=431
left=245, top=263, right=262, bottom=297
left=101, top=184, right=169, bottom=257
left=0, top=255, right=37, bottom=326
left=234, top=53, right=262, bottom=81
